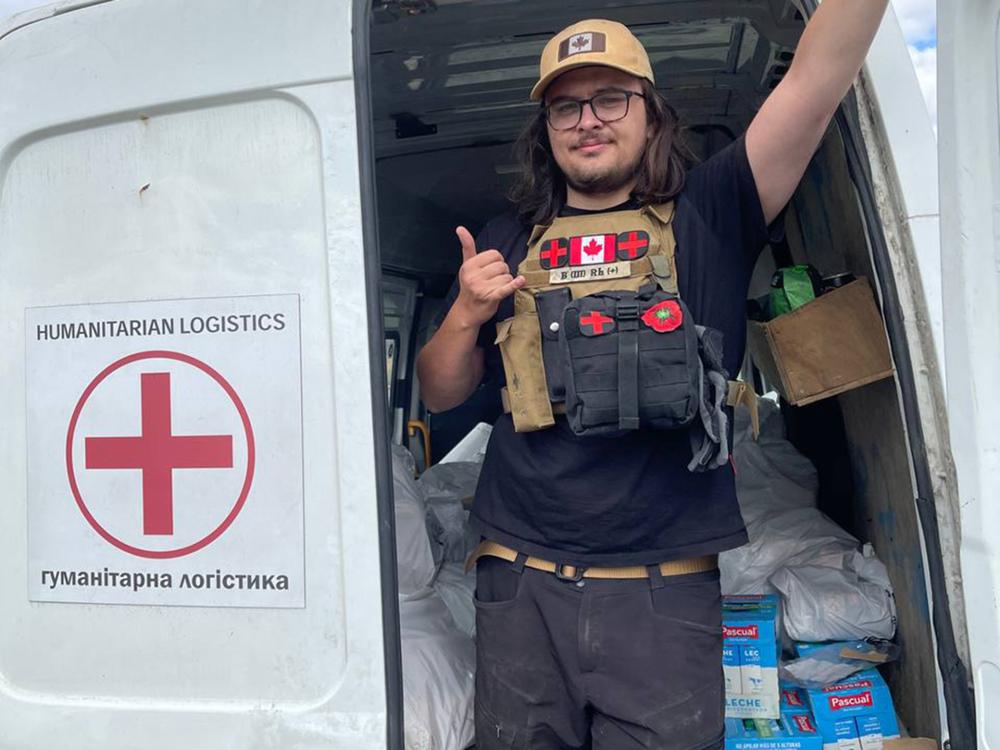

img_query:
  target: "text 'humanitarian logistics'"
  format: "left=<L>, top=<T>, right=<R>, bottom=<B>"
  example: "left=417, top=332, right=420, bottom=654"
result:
left=26, top=295, right=306, bottom=608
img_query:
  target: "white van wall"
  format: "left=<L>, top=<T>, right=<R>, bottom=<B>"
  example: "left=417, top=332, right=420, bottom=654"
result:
left=939, top=0, right=1000, bottom=747
left=0, top=1, right=391, bottom=746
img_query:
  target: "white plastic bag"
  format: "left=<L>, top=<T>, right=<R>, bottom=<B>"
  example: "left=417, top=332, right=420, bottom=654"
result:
left=400, top=590, right=476, bottom=750
left=780, top=639, right=900, bottom=688
left=723, top=401, right=897, bottom=643
left=438, top=422, right=493, bottom=464
left=731, top=401, right=821, bottom=526
left=721, top=506, right=859, bottom=595
left=393, top=445, right=477, bottom=749
left=722, top=405, right=855, bottom=594
left=392, top=445, right=437, bottom=596
left=433, top=562, right=477, bottom=638
left=418, top=461, right=481, bottom=565
left=771, top=544, right=897, bottom=642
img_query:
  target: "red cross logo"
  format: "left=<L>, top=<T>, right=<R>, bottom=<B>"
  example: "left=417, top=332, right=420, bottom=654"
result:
left=540, top=238, right=568, bottom=269
left=85, top=372, right=234, bottom=536
left=579, top=310, right=615, bottom=336
left=66, top=350, right=255, bottom=559
left=616, top=230, right=650, bottom=260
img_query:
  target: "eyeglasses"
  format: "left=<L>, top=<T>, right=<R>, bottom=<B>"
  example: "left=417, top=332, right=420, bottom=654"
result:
left=543, top=90, right=646, bottom=131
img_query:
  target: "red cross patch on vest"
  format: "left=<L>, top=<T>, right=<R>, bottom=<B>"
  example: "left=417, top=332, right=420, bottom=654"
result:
left=616, top=230, right=650, bottom=260
left=579, top=310, right=615, bottom=336
left=539, top=237, right=569, bottom=269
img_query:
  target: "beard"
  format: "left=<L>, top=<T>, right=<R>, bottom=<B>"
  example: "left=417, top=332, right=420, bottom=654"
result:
left=562, top=145, right=645, bottom=196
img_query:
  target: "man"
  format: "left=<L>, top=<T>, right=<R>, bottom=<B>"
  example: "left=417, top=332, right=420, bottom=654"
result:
left=417, top=4, right=890, bottom=748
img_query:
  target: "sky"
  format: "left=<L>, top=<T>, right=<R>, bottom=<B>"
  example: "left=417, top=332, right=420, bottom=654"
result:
left=0, top=0, right=938, bottom=125
left=891, top=0, right=937, bottom=127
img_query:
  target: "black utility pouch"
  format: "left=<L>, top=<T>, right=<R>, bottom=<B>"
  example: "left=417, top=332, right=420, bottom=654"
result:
left=535, top=287, right=572, bottom=403
left=559, top=287, right=702, bottom=436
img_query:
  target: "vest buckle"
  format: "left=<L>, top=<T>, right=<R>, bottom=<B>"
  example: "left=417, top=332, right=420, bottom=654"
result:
left=617, top=301, right=640, bottom=323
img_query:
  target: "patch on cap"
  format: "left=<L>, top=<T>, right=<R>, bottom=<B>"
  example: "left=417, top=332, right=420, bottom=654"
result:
left=557, top=32, right=607, bottom=61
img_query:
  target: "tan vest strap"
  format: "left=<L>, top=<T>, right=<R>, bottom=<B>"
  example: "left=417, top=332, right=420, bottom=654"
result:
left=527, top=222, right=551, bottom=247
left=644, top=201, right=676, bottom=225
left=726, top=380, right=759, bottom=440
left=501, top=387, right=566, bottom=416
left=466, top=540, right=718, bottom=579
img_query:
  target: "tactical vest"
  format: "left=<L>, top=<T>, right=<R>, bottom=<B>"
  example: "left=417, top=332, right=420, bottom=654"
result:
left=495, top=202, right=741, bottom=472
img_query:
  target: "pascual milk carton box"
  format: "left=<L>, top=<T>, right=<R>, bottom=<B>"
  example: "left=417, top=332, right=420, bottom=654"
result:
left=723, top=595, right=780, bottom=719
left=804, top=669, right=900, bottom=750
left=724, top=714, right=824, bottom=750
left=724, top=685, right=823, bottom=750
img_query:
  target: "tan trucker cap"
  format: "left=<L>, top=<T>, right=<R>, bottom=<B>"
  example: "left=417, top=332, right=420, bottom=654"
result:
left=530, top=19, right=655, bottom=101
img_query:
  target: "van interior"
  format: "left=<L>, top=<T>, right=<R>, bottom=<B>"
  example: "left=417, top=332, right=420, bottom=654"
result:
left=368, top=0, right=942, bottom=743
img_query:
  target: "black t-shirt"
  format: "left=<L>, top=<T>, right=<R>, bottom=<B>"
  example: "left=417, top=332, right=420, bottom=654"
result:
left=438, top=136, right=781, bottom=567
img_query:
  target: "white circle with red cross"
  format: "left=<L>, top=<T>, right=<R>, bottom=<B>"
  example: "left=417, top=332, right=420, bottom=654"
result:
left=65, top=351, right=255, bottom=559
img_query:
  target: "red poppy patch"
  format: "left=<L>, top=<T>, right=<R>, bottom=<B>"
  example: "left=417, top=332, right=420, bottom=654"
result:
left=579, top=310, right=615, bottom=336
left=641, top=300, right=683, bottom=332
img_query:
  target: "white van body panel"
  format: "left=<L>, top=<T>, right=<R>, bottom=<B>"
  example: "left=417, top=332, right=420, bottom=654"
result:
left=0, top=0, right=387, bottom=747
left=863, top=6, right=942, bottom=369
left=855, top=4, right=967, bottom=709
left=939, top=0, right=1000, bottom=747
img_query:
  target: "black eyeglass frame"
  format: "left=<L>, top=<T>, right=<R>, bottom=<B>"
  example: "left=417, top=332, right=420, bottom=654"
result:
left=541, top=89, right=647, bottom=131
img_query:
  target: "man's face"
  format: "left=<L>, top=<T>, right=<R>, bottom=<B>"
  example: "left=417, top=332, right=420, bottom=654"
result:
left=543, top=66, right=653, bottom=197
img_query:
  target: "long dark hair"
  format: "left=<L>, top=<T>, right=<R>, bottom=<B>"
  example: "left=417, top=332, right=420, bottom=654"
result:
left=508, top=78, right=690, bottom=225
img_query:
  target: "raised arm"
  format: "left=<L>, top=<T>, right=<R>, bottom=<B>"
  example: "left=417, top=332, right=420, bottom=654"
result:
left=746, top=0, right=891, bottom=224
left=416, top=226, right=525, bottom=413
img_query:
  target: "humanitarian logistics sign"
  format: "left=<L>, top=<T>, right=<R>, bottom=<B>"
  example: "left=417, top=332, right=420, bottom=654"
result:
left=26, top=295, right=305, bottom=608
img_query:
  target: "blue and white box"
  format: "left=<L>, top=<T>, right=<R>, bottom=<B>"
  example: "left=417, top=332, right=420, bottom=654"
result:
left=724, top=644, right=742, bottom=693
left=724, top=713, right=823, bottom=750
left=781, top=684, right=810, bottom=714
left=804, top=668, right=900, bottom=750
left=723, top=595, right=781, bottom=719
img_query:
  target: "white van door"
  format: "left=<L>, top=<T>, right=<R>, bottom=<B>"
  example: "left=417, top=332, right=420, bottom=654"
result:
left=938, top=0, right=1000, bottom=747
left=0, top=1, right=397, bottom=747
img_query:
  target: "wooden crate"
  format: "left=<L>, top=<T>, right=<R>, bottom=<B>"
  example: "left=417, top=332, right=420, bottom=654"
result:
left=746, top=277, right=895, bottom=406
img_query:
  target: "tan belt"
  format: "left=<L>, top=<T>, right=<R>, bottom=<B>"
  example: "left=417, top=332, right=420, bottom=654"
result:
left=466, top=540, right=717, bottom=581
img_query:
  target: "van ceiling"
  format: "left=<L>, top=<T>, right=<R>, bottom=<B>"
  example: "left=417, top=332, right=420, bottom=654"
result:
left=369, top=0, right=805, bottom=288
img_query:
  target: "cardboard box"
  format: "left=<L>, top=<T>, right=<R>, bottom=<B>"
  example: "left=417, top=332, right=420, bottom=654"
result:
left=724, top=595, right=781, bottom=719
left=747, top=278, right=894, bottom=406
left=804, top=669, right=900, bottom=750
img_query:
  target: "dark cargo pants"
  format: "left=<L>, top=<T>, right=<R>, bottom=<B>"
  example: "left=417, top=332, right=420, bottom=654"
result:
left=474, top=555, right=724, bottom=750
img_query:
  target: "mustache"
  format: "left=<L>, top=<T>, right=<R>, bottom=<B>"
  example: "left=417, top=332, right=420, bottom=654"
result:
left=573, top=136, right=612, bottom=149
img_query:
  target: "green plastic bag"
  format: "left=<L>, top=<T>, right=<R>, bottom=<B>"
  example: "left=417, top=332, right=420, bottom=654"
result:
left=769, top=265, right=817, bottom=318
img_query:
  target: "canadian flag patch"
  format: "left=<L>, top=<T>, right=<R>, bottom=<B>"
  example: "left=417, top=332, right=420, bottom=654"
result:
left=558, top=32, right=607, bottom=61
left=570, top=234, right=616, bottom=265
